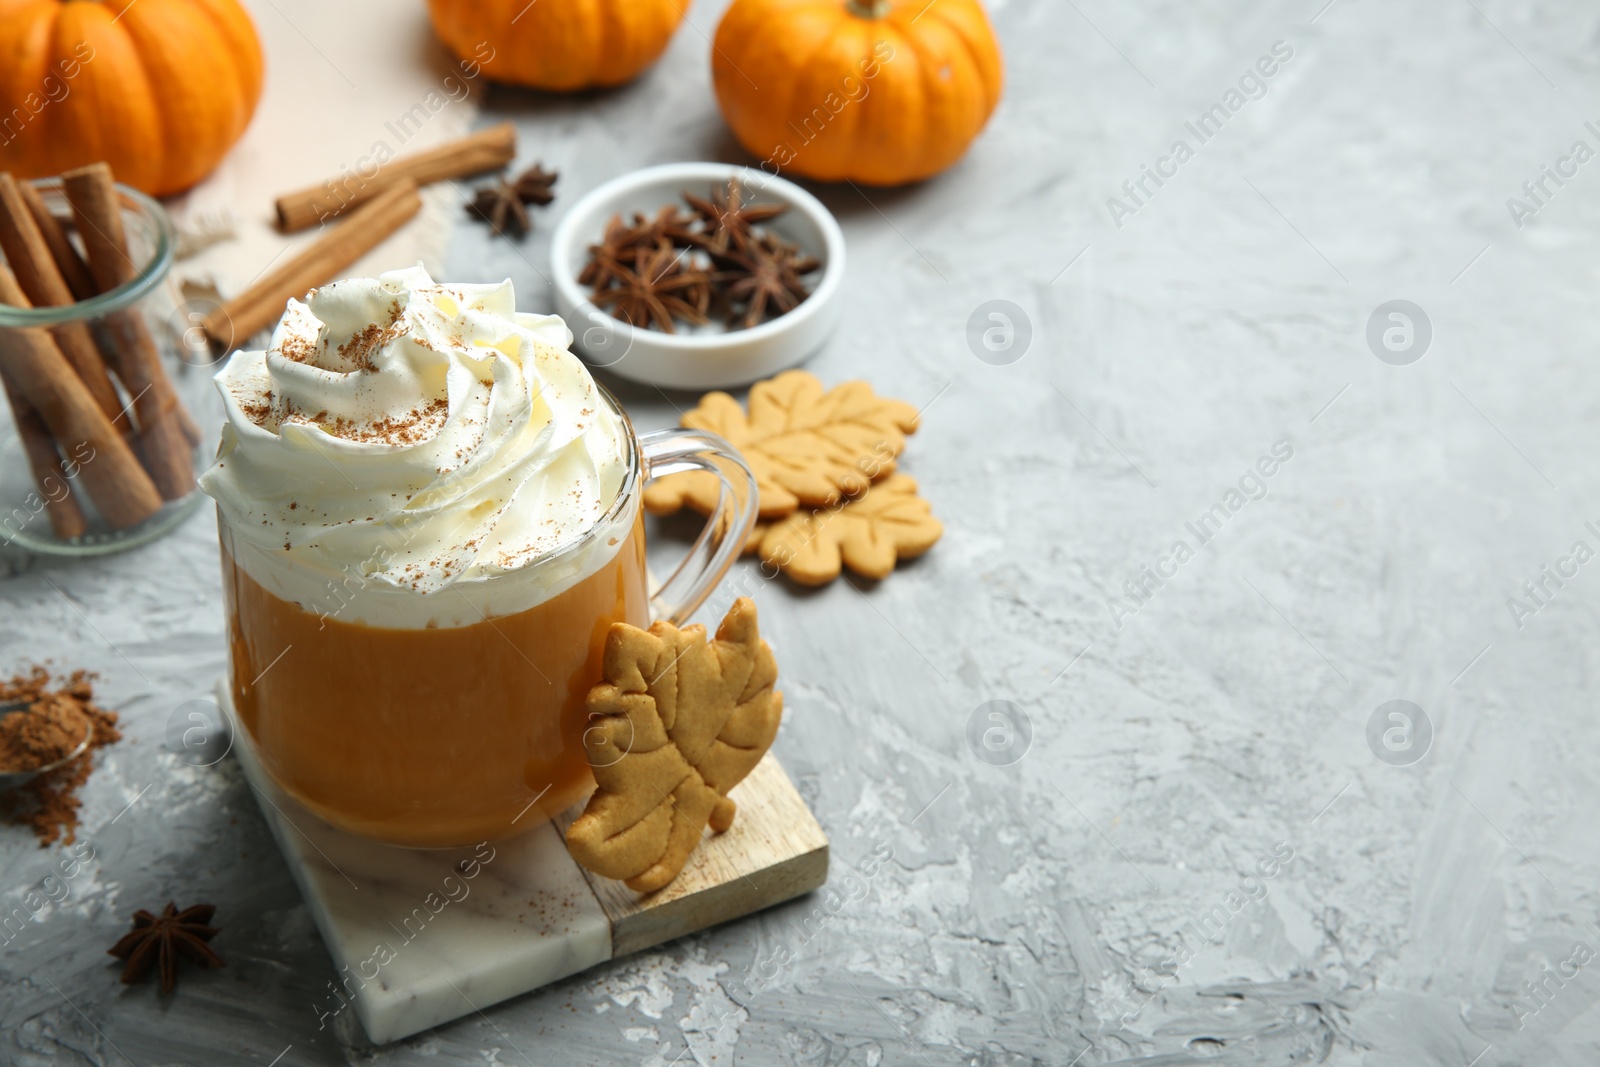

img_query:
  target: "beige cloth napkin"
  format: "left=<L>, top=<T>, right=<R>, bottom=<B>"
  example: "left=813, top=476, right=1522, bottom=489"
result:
left=164, top=0, right=482, bottom=316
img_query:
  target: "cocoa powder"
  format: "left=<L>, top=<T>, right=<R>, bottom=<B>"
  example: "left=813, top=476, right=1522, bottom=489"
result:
left=0, top=667, right=121, bottom=847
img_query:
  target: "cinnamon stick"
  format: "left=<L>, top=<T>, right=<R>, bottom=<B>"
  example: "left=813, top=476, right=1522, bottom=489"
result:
left=274, top=123, right=515, bottom=233
left=0, top=267, right=162, bottom=529
left=0, top=173, right=124, bottom=424
left=204, top=178, right=423, bottom=350
left=17, top=182, right=95, bottom=302
left=61, top=163, right=196, bottom=501
left=0, top=369, right=88, bottom=539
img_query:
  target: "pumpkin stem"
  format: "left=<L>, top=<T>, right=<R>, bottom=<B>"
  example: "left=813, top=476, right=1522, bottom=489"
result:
left=846, top=0, right=892, bottom=18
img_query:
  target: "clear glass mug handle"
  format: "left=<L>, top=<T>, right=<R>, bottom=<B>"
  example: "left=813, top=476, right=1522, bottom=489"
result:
left=639, top=428, right=759, bottom=626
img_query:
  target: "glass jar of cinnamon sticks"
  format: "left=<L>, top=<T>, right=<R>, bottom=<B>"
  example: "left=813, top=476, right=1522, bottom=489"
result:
left=0, top=165, right=206, bottom=555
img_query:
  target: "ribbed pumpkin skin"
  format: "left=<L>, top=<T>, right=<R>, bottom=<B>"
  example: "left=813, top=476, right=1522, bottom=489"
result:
left=711, top=0, right=1003, bottom=186
left=427, top=0, right=688, bottom=92
left=0, top=0, right=263, bottom=197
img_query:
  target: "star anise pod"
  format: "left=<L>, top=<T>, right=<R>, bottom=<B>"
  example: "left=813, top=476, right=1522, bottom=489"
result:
left=511, top=164, right=559, bottom=206
left=638, top=204, right=702, bottom=249
left=719, top=233, right=819, bottom=329
left=683, top=179, right=787, bottom=255
left=579, top=245, right=626, bottom=290
left=468, top=179, right=532, bottom=238
left=580, top=207, right=700, bottom=288
left=593, top=242, right=713, bottom=334
left=466, top=163, right=558, bottom=238
left=108, top=902, right=224, bottom=993
left=579, top=216, right=641, bottom=288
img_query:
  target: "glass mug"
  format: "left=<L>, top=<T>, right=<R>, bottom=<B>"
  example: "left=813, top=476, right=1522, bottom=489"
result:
left=219, top=390, right=757, bottom=848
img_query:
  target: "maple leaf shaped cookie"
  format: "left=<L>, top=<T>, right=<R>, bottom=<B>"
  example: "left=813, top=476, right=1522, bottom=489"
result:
left=566, top=598, right=782, bottom=893
left=643, top=371, right=921, bottom=520
left=755, top=475, right=942, bottom=586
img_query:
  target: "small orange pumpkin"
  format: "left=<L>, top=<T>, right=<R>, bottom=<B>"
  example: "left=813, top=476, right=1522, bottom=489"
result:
left=427, top=0, right=689, bottom=92
left=712, top=0, right=1003, bottom=186
left=0, top=0, right=263, bottom=197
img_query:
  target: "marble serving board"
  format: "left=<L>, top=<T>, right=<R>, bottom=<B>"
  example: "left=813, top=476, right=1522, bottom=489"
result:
left=215, top=683, right=829, bottom=1045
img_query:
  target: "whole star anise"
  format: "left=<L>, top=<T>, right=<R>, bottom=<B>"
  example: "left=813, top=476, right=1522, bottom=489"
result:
left=593, top=243, right=713, bottom=334
left=623, top=205, right=702, bottom=251
left=467, top=163, right=560, bottom=238
left=718, top=233, right=820, bottom=328
left=579, top=206, right=700, bottom=289
left=108, top=902, right=224, bottom=993
left=469, top=179, right=532, bottom=238
left=684, top=178, right=787, bottom=255
left=579, top=216, right=639, bottom=289
left=512, top=164, right=559, bottom=206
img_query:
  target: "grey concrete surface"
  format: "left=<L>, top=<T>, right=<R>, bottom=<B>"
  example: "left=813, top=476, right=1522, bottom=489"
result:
left=5, top=0, right=1600, bottom=1063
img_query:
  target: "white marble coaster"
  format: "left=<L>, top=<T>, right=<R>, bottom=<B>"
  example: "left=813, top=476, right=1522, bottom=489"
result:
left=215, top=682, right=828, bottom=1045
left=219, top=683, right=610, bottom=1043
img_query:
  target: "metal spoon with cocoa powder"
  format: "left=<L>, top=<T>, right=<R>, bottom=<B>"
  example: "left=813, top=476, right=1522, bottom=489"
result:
left=0, top=700, right=93, bottom=792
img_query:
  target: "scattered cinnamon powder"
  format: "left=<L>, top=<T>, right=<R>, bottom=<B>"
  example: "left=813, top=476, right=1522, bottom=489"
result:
left=276, top=334, right=319, bottom=365
left=238, top=397, right=271, bottom=426
left=0, top=667, right=121, bottom=848
left=337, top=319, right=402, bottom=372
left=278, top=397, right=449, bottom=446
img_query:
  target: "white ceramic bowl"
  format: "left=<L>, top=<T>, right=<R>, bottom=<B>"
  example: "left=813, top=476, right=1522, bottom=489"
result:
left=550, top=162, right=845, bottom=390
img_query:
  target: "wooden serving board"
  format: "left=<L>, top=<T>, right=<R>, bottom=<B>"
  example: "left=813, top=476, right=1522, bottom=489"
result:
left=217, top=683, right=829, bottom=1045
left=552, top=757, right=830, bottom=959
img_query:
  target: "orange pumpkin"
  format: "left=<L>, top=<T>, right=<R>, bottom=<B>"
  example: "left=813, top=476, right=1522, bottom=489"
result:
left=712, top=0, right=1003, bottom=186
left=0, top=0, right=263, bottom=197
left=427, top=0, right=688, bottom=92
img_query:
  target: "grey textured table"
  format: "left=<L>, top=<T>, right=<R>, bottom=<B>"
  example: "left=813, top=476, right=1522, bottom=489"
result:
left=6, top=1, right=1600, bottom=1063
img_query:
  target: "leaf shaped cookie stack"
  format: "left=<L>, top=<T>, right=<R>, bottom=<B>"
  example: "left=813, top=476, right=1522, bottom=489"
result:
left=643, top=369, right=921, bottom=519
left=757, top=474, right=942, bottom=586
left=646, top=370, right=942, bottom=584
left=566, top=597, right=782, bottom=893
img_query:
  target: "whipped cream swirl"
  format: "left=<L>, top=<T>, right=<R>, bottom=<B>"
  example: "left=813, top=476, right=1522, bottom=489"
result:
left=201, top=266, right=631, bottom=627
